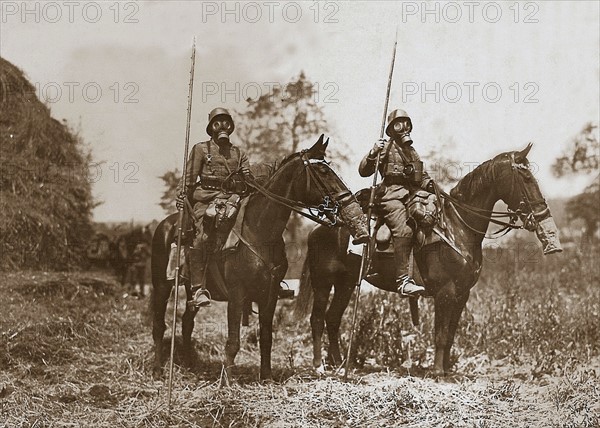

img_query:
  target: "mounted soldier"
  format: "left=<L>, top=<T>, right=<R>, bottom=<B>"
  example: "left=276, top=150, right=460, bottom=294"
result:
left=171, top=107, right=254, bottom=307
left=171, top=107, right=370, bottom=308
left=358, top=108, right=434, bottom=297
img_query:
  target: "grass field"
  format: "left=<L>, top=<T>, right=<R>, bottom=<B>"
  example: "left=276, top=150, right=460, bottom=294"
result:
left=1, top=241, right=598, bottom=427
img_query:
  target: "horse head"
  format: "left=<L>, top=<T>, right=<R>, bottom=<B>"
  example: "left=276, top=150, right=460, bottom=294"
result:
left=493, top=143, right=562, bottom=254
left=272, top=134, right=356, bottom=221
left=267, top=135, right=366, bottom=233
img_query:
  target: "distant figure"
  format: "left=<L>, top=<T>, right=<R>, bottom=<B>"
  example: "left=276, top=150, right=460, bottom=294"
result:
left=127, top=241, right=150, bottom=297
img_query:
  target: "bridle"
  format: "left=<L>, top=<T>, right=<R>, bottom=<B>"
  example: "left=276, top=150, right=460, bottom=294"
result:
left=243, top=150, right=352, bottom=227
left=442, top=153, right=547, bottom=238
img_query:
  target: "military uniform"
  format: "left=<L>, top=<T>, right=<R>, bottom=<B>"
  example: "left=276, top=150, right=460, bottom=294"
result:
left=177, top=138, right=250, bottom=247
left=358, top=109, right=432, bottom=296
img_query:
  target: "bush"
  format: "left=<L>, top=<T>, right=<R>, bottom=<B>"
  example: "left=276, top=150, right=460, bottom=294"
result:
left=352, top=241, right=600, bottom=374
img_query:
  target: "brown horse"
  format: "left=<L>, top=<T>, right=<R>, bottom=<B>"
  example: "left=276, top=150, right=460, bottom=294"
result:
left=296, top=144, right=562, bottom=376
left=151, top=135, right=360, bottom=381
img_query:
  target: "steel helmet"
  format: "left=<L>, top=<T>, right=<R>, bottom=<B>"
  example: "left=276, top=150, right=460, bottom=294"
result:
left=385, top=109, right=412, bottom=137
left=206, top=107, right=234, bottom=136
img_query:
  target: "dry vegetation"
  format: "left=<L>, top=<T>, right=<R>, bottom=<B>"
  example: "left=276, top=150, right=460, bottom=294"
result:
left=1, top=241, right=598, bottom=427
left=0, top=57, right=95, bottom=271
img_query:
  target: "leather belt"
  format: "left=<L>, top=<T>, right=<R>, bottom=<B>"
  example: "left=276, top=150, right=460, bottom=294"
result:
left=383, top=175, right=411, bottom=185
left=200, top=177, right=224, bottom=190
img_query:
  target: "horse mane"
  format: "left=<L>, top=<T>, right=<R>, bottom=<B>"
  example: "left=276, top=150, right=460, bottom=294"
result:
left=449, top=158, right=497, bottom=200
left=249, top=152, right=302, bottom=186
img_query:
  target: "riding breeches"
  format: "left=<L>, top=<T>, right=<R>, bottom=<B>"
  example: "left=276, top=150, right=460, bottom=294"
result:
left=379, top=196, right=413, bottom=278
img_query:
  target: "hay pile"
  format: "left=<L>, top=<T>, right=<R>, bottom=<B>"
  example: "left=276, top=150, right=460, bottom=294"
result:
left=0, top=57, right=95, bottom=270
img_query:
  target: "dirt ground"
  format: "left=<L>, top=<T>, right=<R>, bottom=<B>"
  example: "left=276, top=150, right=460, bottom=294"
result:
left=1, top=271, right=598, bottom=427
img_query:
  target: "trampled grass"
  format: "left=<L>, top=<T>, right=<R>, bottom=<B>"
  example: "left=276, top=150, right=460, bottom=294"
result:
left=0, top=242, right=598, bottom=427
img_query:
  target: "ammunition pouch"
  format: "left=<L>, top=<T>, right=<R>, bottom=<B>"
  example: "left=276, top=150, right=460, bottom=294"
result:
left=205, top=194, right=242, bottom=231
left=406, top=190, right=438, bottom=230
left=200, top=175, right=248, bottom=194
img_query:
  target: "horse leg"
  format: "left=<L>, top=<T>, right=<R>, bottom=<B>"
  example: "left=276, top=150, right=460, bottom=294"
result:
left=443, top=290, right=470, bottom=374
left=433, top=280, right=456, bottom=377
left=152, top=281, right=172, bottom=378
left=223, top=286, right=244, bottom=386
left=325, top=277, right=353, bottom=368
left=258, top=290, right=278, bottom=381
left=181, top=287, right=199, bottom=368
left=310, top=283, right=332, bottom=370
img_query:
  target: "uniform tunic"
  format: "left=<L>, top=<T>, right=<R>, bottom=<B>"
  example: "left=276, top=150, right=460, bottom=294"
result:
left=358, top=139, right=432, bottom=267
left=178, top=139, right=250, bottom=246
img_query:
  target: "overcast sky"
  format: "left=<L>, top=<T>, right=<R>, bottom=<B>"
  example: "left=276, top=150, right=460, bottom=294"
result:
left=2, top=1, right=598, bottom=222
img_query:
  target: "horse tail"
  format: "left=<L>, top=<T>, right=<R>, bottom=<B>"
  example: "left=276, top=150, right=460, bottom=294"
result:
left=294, top=254, right=313, bottom=320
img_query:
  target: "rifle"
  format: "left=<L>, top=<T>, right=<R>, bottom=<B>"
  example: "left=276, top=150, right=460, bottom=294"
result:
left=344, top=29, right=398, bottom=381
left=167, top=37, right=196, bottom=413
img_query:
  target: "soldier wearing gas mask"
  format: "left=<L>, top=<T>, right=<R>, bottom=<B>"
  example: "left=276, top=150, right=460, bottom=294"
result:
left=173, top=107, right=259, bottom=307
left=358, top=109, right=435, bottom=297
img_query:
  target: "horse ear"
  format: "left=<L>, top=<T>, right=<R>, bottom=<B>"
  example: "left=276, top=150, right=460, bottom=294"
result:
left=515, top=142, right=533, bottom=163
left=324, top=137, right=329, bottom=151
left=307, top=134, right=326, bottom=158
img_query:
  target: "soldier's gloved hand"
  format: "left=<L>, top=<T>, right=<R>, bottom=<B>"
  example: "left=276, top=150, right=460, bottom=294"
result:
left=175, top=192, right=186, bottom=210
left=426, top=180, right=436, bottom=193
left=240, top=166, right=252, bottom=179
left=370, top=139, right=386, bottom=157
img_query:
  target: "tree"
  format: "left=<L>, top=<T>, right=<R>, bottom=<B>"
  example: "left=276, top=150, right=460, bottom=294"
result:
left=565, top=175, right=599, bottom=240
left=552, top=122, right=599, bottom=176
left=158, top=168, right=181, bottom=215
left=234, top=71, right=349, bottom=167
left=553, top=122, right=600, bottom=240
left=421, top=138, right=461, bottom=190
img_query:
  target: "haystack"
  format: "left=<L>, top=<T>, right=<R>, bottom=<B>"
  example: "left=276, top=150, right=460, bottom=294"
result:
left=0, top=56, right=95, bottom=270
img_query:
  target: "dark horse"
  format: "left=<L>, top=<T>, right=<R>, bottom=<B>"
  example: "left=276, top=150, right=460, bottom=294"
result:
left=296, top=144, right=562, bottom=376
left=151, top=136, right=360, bottom=381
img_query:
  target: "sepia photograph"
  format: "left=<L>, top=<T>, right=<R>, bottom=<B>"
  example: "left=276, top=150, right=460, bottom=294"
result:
left=1, top=1, right=598, bottom=426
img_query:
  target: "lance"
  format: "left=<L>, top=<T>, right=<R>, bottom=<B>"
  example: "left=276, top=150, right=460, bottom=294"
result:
left=167, top=37, right=196, bottom=413
left=344, top=29, right=398, bottom=381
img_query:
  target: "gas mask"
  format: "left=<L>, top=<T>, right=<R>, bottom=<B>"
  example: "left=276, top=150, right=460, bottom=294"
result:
left=535, top=216, right=563, bottom=255
left=391, top=118, right=413, bottom=145
left=210, top=118, right=234, bottom=145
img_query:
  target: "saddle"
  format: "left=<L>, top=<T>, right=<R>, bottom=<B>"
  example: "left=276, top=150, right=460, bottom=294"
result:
left=354, top=187, right=444, bottom=253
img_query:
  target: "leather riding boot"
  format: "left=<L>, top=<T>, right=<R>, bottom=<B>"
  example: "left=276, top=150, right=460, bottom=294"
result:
left=394, top=237, right=425, bottom=297
left=188, top=247, right=211, bottom=307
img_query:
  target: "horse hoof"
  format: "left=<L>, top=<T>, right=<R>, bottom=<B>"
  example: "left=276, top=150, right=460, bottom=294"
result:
left=152, top=367, right=163, bottom=380
left=431, top=369, right=445, bottom=379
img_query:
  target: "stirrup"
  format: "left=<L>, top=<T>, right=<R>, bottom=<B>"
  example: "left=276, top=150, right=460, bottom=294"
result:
left=190, top=288, right=211, bottom=308
left=278, top=281, right=295, bottom=300
left=396, top=276, right=425, bottom=298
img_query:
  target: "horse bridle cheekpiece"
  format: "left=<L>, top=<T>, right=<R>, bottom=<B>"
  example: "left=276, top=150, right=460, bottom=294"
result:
left=507, top=153, right=548, bottom=232
left=245, top=150, right=351, bottom=227
left=301, top=152, right=352, bottom=225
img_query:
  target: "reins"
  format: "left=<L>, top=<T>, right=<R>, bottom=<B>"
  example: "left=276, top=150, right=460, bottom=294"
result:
left=439, top=153, right=545, bottom=239
left=243, top=151, right=350, bottom=227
